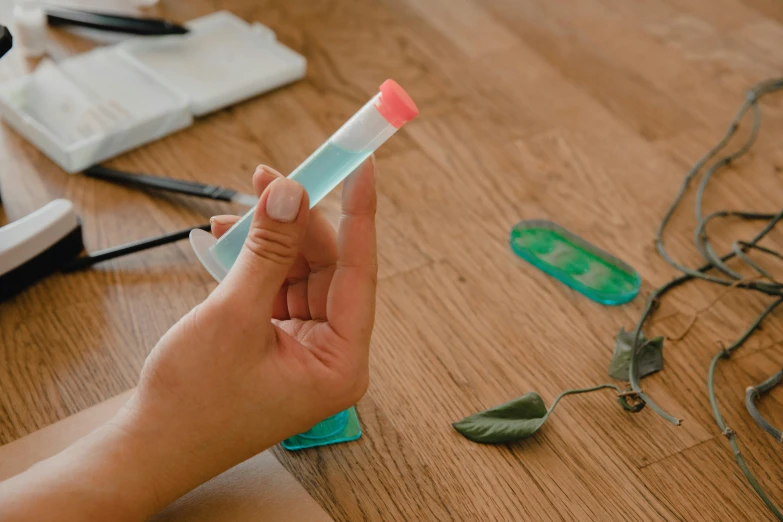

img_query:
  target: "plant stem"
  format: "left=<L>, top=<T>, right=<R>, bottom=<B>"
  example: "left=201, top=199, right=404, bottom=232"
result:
left=618, top=79, right=783, bottom=520
left=733, top=242, right=783, bottom=282
left=545, top=384, right=624, bottom=420
left=746, top=369, right=783, bottom=444
left=628, top=290, right=682, bottom=425
left=628, top=79, right=783, bottom=426
left=708, top=299, right=783, bottom=520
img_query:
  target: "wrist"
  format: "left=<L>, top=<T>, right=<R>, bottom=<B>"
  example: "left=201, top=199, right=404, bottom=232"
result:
left=111, top=384, right=292, bottom=514
left=104, top=390, right=262, bottom=517
left=0, top=410, right=169, bottom=522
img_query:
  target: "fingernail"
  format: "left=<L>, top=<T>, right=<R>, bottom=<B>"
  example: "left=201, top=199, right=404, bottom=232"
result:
left=210, top=215, right=234, bottom=226
left=265, top=178, right=303, bottom=222
left=256, top=164, right=282, bottom=178
left=262, top=166, right=283, bottom=178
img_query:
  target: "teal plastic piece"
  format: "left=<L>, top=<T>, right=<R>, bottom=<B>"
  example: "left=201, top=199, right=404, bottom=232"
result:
left=509, top=220, right=640, bottom=305
left=281, top=406, right=362, bottom=451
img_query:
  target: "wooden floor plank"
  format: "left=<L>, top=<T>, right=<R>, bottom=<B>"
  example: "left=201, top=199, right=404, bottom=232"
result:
left=641, top=438, right=778, bottom=522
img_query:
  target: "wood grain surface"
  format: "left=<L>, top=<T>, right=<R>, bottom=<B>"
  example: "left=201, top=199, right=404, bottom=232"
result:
left=2, top=0, right=783, bottom=520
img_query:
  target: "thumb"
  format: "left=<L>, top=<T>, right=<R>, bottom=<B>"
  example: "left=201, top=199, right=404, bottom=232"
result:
left=221, top=177, right=309, bottom=309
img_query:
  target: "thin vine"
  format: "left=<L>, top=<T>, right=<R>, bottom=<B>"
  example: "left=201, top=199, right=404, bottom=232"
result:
left=623, top=78, right=783, bottom=519
left=746, top=368, right=783, bottom=444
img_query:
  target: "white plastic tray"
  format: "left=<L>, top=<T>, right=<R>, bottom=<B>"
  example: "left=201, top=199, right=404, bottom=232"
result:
left=119, top=11, right=306, bottom=116
left=0, top=52, right=192, bottom=173
left=0, top=11, right=307, bottom=173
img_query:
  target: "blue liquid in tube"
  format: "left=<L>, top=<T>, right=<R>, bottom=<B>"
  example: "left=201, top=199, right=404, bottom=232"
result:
left=212, top=141, right=369, bottom=270
left=292, top=141, right=371, bottom=206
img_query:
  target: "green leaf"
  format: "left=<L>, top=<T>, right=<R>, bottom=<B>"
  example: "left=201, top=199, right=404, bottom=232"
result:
left=453, top=384, right=628, bottom=444
left=608, top=327, right=664, bottom=381
left=452, top=392, right=549, bottom=444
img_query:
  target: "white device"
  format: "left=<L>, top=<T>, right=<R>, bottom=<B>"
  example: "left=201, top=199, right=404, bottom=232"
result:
left=0, top=199, right=84, bottom=301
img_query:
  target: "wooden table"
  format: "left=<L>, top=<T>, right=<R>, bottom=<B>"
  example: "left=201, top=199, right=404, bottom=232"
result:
left=2, top=1, right=783, bottom=520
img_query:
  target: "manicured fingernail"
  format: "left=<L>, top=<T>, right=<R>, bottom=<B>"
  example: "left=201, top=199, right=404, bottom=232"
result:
left=262, top=166, right=283, bottom=178
left=210, top=215, right=234, bottom=226
left=256, top=164, right=282, bottom=178
left=265, top=178, right=303, bottom=222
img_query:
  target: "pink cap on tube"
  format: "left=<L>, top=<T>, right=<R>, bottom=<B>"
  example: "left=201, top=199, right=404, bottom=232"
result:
left=376, top=79, right=419, bottom=128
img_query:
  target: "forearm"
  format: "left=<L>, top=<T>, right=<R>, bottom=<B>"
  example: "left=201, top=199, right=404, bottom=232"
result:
left=0, top=420, right=161, bottom=522
left=0, top=391, right=277, bottom=522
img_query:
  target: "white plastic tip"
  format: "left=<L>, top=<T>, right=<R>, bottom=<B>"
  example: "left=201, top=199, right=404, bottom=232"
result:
left=190, top=228, right=228, bottom=282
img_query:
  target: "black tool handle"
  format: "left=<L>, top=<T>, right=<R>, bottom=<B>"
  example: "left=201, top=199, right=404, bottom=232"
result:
left=0, top=25, right=12, bottom=59
left=62, top=224, right=211, bottom=272
left=83, top=165, right=238, bottom=202
left=46, top=8, right=189, bottom=36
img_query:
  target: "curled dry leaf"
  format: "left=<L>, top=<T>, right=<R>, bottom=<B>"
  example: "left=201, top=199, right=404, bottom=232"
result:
left=608, top=327, right=664, bottom=381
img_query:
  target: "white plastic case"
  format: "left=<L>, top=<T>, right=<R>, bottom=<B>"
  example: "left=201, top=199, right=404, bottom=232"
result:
left=0, top=11, right=306, bottom=173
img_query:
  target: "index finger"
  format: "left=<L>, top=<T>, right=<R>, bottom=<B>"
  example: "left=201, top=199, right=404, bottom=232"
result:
left=326, top=157, right=378, bottom=346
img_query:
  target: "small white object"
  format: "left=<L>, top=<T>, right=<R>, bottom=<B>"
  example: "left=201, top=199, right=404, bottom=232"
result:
left=0, top=11, right=307, bottom=172
left=189, top=228, right=227, bottom=282
left=0, top=199, right=78, bottom=275
left=12, top=0, right=47, bottom=58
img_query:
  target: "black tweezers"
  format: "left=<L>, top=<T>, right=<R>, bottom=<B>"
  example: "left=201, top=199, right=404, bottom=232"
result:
left=46, top=7, right=189, bottom=36
left=62, top=166, right=256, bottom=272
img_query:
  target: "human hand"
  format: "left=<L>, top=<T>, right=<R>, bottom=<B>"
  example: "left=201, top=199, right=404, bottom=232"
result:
left=117, top=158, right=377, bottom=512
left=0, top=159, right=377, bottom=522
left=0, top=159, right=378, bottom=522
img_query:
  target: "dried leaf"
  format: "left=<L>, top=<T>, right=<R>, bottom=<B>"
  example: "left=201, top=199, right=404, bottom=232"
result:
left=452, top=392, right=549, bottom=444
left=608, top=327, right=664, bottom=381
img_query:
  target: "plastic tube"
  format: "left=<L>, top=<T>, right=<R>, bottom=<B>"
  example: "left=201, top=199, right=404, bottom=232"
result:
left=190, top=79, right=419, bottom=281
